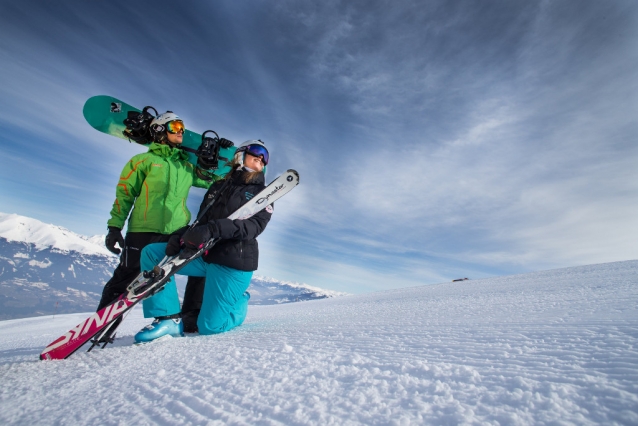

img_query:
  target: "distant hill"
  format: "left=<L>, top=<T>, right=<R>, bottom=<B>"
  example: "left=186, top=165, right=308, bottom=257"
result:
left=0, top=213, right=346, bottom=319
left=249, top=275, right=348, bottom=305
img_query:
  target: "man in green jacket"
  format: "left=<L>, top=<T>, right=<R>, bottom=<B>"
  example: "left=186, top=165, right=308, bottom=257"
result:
left=97, top=112, right=220, bottom=323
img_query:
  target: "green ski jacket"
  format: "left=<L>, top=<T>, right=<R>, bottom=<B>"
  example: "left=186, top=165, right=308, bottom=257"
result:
left=107, top=143, right=218, bottom=234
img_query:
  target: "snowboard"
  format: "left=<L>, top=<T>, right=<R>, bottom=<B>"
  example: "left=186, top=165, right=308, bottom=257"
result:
left=83, top=95, right=234, bottom=174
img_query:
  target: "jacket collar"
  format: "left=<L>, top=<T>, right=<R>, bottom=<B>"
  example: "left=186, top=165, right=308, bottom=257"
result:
left=148, top=142, right=189, bottom=161
left=230, top=168, right=265, bottom=185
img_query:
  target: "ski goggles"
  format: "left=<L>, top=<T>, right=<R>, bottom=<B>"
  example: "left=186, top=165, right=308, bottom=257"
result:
left=243, top=144, right=269, bottom=165
left=166, top=120, right=185, bottom=134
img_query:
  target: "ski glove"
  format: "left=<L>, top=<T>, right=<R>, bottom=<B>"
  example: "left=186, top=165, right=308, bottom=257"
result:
left=105, top=227, right=125, bottom=255
left=218, top=138, right=234, bottom=149
left=181, top=225, right=212, bottom=251
left=165, top=234, right=183, bottom=256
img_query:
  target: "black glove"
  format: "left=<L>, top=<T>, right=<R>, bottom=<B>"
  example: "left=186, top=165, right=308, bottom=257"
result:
left=181, top=225, right=211, bottom=251
left=165, top=234, right=183, bottom=256
left=105, top=227, right=124, bottom=255
left=218, top=138, right=234, bottom=149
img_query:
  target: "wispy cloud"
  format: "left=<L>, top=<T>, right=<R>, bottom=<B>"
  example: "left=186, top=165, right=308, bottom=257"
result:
left=1, top=0, right=636, bottom=292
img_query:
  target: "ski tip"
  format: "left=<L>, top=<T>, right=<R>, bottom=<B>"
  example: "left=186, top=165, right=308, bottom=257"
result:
left=286, top=169, right=299, bottom=182
left=40, top=352, right=60, bottom=361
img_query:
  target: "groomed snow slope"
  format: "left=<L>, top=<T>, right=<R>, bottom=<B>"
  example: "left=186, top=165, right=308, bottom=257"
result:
left=1, top=260, right=637, bottom=425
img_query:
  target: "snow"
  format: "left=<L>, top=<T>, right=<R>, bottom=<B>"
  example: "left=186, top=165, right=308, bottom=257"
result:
left=1, top=260, right=637, bottom=424
left=28, top=259, right=52, bottom=268
left=252, top=275, right=349, bottom=298
left=0, top=212, right=112, bottom=257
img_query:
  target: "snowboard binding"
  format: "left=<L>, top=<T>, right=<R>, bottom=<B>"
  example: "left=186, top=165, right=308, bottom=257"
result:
left=195, top=130, right=233, bottom=180
left=122, top=106, right=158, bottom=145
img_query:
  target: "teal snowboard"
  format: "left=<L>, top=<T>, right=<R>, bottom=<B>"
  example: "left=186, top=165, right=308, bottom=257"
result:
left=83, top=95, right=234, bottom=175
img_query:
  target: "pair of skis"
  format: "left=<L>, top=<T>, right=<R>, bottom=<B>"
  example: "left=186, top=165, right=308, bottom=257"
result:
left=40, top=170, right=299, bottom=360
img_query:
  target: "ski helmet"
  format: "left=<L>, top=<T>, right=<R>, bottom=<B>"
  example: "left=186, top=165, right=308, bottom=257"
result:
left=234, top=140, right=269, bottom=171
left=149, top=111, right=182, bottom=142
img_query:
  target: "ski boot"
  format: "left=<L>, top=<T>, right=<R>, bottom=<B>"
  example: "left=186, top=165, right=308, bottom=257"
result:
left=134, top=316, right=184, bottom=343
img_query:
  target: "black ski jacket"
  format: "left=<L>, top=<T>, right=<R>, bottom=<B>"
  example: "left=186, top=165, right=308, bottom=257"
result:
left=195, top=168, right=272, bottom=271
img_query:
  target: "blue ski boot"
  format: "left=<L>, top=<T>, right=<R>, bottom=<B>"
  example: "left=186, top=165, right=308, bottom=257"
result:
left=134, top=318, right=184, bottom=343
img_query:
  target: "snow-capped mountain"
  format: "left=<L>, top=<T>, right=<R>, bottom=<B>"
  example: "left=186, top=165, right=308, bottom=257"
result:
left=0, top=213, right=345, bottom=319
left=249, top=275, right=348, bottom=304
left=0, top=212, right=112, bottom=256
left=0, top=213, right=118, bottom=320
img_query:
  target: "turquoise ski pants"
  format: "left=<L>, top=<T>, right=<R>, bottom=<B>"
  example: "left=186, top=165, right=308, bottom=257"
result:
left=140, top=243, right=252, bottom=335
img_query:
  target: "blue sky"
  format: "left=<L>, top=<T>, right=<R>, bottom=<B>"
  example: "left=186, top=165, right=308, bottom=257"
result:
left=1, top=0, right=636, bottom=293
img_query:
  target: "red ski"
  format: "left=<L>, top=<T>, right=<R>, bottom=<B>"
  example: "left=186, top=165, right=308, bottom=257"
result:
left=40, top=290, right=141, bottom=360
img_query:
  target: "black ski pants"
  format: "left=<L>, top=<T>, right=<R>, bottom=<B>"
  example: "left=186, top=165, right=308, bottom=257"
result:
left=181, top=276, right=204, bottom=332
left=97, top=232, right=205, bottom=313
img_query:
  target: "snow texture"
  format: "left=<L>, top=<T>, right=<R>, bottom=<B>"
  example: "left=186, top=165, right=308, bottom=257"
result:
left=0, top=212, right=110, bottom=256
left=0, top=260, right=637, bottom=425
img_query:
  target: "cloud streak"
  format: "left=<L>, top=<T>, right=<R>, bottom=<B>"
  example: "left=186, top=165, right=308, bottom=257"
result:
left=1, top=0, right=636, bottom=291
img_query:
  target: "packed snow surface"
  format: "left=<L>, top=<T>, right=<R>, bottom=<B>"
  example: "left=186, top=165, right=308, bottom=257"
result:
left=1, top=260, right=637, bottom=425
left=0, top=212, right=110, bottom=256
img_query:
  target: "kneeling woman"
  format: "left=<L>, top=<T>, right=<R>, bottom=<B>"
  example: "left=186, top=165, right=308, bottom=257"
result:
left=134, top=140, right=272, bottom=342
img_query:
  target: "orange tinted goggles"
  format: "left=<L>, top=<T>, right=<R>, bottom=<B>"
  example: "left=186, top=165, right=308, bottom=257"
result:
left=166, top=120, right=185, bottom=134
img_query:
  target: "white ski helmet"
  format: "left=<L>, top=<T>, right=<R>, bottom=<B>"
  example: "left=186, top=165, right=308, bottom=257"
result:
left=149, top=111, right=181, bottom=141
left=234, top=140, right=269, bottom=171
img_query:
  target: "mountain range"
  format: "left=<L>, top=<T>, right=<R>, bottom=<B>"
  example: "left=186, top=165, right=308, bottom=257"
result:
left=0, top=212, right=346, bottom=320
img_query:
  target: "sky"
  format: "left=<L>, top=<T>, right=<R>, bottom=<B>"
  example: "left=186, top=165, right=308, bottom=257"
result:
left=0, top=0, right=636, bottom=293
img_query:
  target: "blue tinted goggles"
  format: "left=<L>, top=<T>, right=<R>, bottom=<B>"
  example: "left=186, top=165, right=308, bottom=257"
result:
left=244, top=144, right=269, bottom=165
